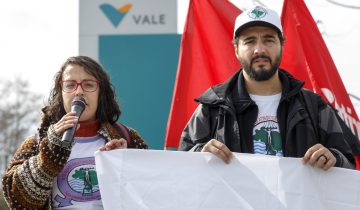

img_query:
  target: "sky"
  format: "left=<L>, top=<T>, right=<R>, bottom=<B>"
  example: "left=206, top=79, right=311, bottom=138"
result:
left=1, top=0, right=360, bottom=110
left=0, top=0, right=78, bottom=101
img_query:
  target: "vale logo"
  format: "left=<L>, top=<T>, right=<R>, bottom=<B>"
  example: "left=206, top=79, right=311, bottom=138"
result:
left=100, top=3, right=132, bottom=27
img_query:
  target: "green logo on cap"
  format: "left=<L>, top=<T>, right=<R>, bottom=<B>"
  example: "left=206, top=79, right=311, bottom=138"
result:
left=248, top=6, right=267, bottom=19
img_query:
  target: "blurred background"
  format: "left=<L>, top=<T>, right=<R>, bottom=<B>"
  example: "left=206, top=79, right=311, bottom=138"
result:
left=1, top=0, right=360, bottom=206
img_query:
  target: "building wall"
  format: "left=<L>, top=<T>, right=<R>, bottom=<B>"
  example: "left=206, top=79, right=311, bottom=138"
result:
left=99, top=34, right=180, bottom=149
left=80, top=0, right=179, bottom=149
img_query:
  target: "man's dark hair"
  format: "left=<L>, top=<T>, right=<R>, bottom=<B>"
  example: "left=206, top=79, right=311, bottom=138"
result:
left=233, top=30, right=285, bottom=47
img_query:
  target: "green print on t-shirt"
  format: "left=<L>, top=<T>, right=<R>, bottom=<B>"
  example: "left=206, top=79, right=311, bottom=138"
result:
left=254, top=127, right=282, bottom=155
left=72, top=168, right=98, bottom=196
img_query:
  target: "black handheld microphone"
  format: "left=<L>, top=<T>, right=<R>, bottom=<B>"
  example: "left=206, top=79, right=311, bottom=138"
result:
left=61, top=96, right=86, bottom=147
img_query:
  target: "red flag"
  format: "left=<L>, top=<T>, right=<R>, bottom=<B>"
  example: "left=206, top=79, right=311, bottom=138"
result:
left=164, top=0, right=241, bottom=149
left=280, top=0, right=360, bottom=169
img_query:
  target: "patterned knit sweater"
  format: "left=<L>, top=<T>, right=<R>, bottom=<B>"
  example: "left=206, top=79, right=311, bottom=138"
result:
left=2, top=121, right=147, bottom=210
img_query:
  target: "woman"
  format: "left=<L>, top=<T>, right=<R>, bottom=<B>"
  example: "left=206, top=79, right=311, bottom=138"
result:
left=2, top=56, right=148, bottom=209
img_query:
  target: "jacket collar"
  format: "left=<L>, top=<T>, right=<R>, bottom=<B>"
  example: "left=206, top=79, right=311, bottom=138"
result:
left=196, top=68, right=304, bottom=106
left=98, top=122, right=122, bottom=143
left=279, top=69, right=305, bottom=100
left=195, top=71, right=239, bottom=105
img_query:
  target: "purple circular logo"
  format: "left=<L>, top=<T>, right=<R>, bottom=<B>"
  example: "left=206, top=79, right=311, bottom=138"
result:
left=55, top=157, right=101, bottom=207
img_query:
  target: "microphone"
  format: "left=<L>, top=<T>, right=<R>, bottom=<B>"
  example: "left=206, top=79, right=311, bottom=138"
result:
left=61, top=96, right=86, bottom=147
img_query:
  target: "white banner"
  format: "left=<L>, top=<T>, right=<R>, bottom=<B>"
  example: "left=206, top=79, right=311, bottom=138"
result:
left=95, top=150, right=360, bottom=210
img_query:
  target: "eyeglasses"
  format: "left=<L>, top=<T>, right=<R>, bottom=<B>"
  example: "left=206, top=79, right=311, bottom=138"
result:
left=60, top=80, right=99, bottom=93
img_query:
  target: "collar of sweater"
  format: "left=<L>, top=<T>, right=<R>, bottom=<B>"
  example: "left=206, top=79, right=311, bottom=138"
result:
left=74, top=120, right=100, bottom=137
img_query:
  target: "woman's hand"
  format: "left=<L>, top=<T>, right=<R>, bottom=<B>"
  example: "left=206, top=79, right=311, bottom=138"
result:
left=99, top=139, right=128, bottom=151
left=52, top=112, right=79, bottom=136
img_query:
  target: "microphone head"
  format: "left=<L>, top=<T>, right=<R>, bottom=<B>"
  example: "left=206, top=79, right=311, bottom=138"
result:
left=71, top=96, right=86, bottom=109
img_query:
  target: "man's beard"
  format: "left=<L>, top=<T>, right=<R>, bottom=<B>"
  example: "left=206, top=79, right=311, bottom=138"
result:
left=241, top=52, right=282, bottom=81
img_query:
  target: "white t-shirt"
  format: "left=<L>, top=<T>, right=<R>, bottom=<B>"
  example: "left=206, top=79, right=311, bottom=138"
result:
left=249, top=93, right=283, bottom=156
left=52, top=135, right=105, bottom=210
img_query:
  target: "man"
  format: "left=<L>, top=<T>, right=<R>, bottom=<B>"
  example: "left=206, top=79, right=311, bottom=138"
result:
left=178, top=5, right=354, bottom=171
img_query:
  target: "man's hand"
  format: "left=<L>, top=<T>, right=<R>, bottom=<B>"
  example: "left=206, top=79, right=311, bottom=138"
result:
left=303, top=143, right=336, bottom=171
left=99, top=138, right=127, bottom=151
left=201, top=139, right=233, bottom=164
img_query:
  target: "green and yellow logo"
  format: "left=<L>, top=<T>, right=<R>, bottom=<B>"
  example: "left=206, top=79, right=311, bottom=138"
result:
left=100, top=3, right=133, bottom=27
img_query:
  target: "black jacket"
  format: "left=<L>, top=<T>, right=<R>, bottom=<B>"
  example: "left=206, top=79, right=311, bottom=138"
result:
left=179, top=69, right=355, bottom=169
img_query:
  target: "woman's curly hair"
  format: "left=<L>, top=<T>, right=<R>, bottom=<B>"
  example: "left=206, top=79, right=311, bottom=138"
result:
left=38, top=56, right=121, bottom=138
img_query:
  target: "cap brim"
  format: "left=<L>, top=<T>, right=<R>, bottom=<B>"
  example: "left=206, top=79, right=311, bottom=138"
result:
left=234, top=21, right=282, bottom=38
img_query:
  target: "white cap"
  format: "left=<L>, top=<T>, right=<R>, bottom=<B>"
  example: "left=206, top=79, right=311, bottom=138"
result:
left=234, top=6, right=283, bottom=38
